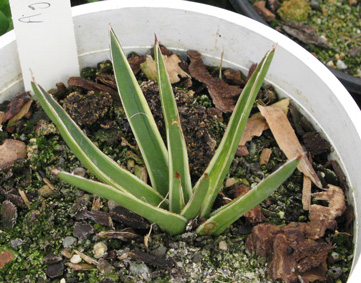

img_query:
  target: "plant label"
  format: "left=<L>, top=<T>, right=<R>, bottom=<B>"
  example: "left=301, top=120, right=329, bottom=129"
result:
left=9, top=0, right=79, bottom=92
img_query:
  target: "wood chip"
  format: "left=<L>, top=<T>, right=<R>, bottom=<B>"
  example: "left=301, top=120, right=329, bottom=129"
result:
left=302, top=175, right=312, bottom=211
left=306, top=185, right=346, bottom=239
left=68, top=77, right=118, bottom=98
left=260, top=148, right=272, bottom=165
left=97, top=228, right=139, bottom=241
left=18, top=189, right=30, bottom=209
left=65, top=262, right=96, bottom=271
left=253, top=1, right=276, bottom=22
left=0, top=139, right=27, bottom=169
left=188, top=50, right=241, bottom=112
left=258, top=105, right=322, bottom=188
left=74, top=250, right=98, bottom=266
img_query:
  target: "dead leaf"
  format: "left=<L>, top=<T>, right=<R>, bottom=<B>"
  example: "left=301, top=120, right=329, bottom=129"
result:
left=258, top=105, right=322, bottom=188
left=127, top=53, right=146, bottom=74
left=253, top=1, right=276, bottom=22
left=260, top=148, right=272, bottom=165
left=3, top=92, right=32, bottom=123
left=8, top=99, right=32, bottom=127
left=187, top=50, right=241, bottom=112
left=239, top=117, right=269, bottom=146
left=140, top=54, right=191, bottom=84
left=302, top=175, right=312, bottom=210
left=223, top=68, right=246, bottom=85
left=237, top=99, right=290, bottom=150
left=0, top=139, right=27, bottom=169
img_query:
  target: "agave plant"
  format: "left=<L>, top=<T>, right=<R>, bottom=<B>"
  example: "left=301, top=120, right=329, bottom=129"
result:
left=31, top=28, right=300, bottom=235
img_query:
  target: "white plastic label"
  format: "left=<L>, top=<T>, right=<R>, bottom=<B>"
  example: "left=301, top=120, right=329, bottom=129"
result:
left=10, top=0, right=79, bottom=92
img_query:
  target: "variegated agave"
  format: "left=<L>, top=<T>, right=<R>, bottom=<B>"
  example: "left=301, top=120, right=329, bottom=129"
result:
left=31, top=28, right=299, bottom=235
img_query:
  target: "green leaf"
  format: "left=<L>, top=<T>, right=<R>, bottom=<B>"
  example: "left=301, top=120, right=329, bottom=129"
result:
left=31, top=82, right=165, bottom=207
left=55, top=170, right=187, bottom=235
left=0, top=11, right=9, bottom=35
left=154, top=40, right=192, bottom=211
left=110, top=27, right=169, bottom=197
left=196, top=46, right=276, bottom=218
left=181, top=173, right=209, bottom=220
left=196, top=156, right=300, bottom=235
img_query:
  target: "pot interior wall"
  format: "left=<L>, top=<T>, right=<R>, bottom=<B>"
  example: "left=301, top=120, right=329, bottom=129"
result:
left=1, top=0, right=361, bottom=278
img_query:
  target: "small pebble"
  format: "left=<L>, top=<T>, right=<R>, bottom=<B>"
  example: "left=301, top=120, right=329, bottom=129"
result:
left=336, top=59, right=347, bottom=70
left=129, top=262, right=149, bottom=275
left=46, top=261, right=64, bottom=278
left=73, top=223, right=94, bottom=240
left=219, top=241, right=228, bottom=251
left=72, top=167, right=86, bottom=177
left=10, top=238, right=23, bottom=250
left=70, top=254, right=82, bottom=264
left=326, top=60, right=335, bottom=67
left=93, top=242, right=107, bottom=258
left=63, top=236, right=77, bottom=248
left=38, top=185, right=54, bottom=197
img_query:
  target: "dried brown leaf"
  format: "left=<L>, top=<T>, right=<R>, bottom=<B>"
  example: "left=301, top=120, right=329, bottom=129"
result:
left=260, top=148, right=272, bottom=165
left=239, top=117, right=269, bottom=146
left=8, top=100, right=32, bottom=127
left=187, top=50, right=241, bottom=112
left=127, top=53, right=146, bottom=75
left=3, top=92, right=32, bottom=123
left=237, top=99, right=290, bottom=154
left=258, top=105, right=322, bottom=188
left=140, top=54, right=191, bottom=84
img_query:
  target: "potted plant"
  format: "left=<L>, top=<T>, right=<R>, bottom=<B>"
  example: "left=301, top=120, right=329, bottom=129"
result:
left=0, top=0, right=360, bottom=282
left=229, top=0, right=361, bottom=101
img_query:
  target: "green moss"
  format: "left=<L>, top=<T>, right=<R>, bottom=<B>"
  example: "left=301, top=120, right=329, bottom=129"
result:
left=278, top=0, right=311, bottom=22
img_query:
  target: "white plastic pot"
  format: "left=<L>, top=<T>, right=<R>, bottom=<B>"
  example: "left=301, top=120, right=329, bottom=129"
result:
left=1, top=0, right=361, bottom=281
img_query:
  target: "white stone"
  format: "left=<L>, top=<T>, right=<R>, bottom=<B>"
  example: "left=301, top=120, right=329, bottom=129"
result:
left=336, top=59, right=348, bottom=70
left=93, top=242, right=107, bottom=258
left=219, top=241, right=228, bottom=251
left=70, top=254, right=82, bottom=264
